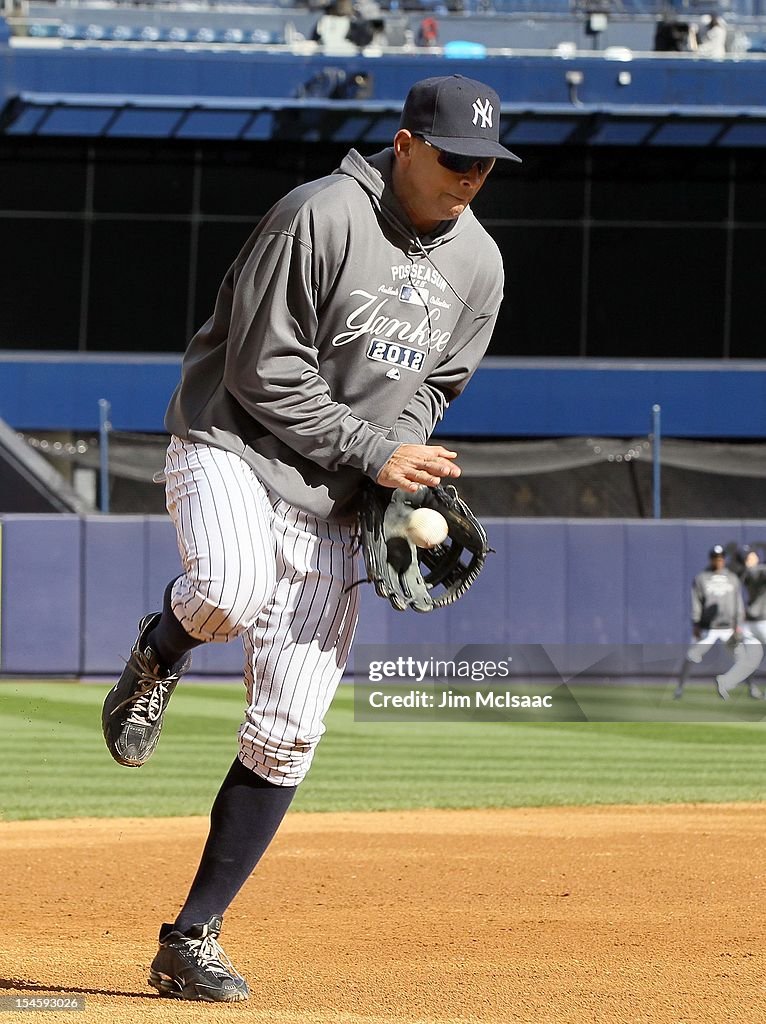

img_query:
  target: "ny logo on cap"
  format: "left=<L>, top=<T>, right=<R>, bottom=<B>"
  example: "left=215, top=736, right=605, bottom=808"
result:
left=472, top=97, right=493, bottom=129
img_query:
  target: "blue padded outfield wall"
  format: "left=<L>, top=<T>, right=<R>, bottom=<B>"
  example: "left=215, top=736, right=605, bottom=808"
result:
left=3, top=354, right=766, bottom=438
left=1, top=514, right=765, bottom=677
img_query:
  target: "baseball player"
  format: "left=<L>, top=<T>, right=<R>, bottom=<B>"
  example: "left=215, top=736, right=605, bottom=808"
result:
left=101, top=75, right=519, bottom=1002
left=674, top=545, right=763, bottom=701
left=736, top=546, right=766, bottom=698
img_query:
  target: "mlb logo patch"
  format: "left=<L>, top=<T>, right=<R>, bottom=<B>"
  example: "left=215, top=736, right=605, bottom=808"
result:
left=399, top=284, right=429, bottom=306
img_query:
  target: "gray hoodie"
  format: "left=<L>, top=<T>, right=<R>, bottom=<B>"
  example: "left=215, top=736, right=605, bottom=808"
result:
left=691, top=568, right=744, bottom=630
left=165, top=147, right=504, bottom=520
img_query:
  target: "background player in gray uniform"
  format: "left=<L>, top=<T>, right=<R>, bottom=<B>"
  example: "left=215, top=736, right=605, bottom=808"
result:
left=101, top=75, right=519, bottom=1002
left=674, top=545, right=762, bottom=701
left=736, top=546, right=766, bottom=698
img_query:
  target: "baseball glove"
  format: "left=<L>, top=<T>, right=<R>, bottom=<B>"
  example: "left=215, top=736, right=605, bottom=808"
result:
left=359, top=482, right=490, bottom=613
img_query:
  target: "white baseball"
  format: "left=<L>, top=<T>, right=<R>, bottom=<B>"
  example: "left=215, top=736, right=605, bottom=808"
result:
left=405, top=508, right=449, bottom=548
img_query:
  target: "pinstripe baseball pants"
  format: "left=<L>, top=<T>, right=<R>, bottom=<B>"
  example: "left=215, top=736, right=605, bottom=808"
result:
left=164, top=436, right=361, bottom=786
left=684, top=627, right=763, bottom=687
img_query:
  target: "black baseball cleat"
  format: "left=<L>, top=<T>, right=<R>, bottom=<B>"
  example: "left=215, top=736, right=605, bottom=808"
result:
left=148, top=916, right=249, bottom=1002
left=101, top=613, right=190, bottom=767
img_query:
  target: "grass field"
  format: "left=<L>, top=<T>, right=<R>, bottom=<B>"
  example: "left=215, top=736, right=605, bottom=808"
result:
left=1, top=680, right=765, bottom=820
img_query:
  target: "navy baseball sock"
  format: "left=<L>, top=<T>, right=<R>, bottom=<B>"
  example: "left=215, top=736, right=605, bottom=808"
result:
left=174, top=756, right=296, bottom=932
left=146, top=578, right=204, bottom=670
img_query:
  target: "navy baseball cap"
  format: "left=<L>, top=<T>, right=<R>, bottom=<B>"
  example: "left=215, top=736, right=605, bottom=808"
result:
left=400, top=75, right=521, bottom=163
left=709, top=545, right=726, bottom=557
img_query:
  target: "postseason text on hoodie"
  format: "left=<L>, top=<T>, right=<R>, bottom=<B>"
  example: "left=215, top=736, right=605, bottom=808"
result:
left=165, top=147, right=504, bottom=521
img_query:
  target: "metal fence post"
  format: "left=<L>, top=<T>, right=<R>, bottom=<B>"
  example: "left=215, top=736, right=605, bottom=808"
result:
left=98, top=398, right=111, bottom=514
left=651, top=403, right=661, bottom=519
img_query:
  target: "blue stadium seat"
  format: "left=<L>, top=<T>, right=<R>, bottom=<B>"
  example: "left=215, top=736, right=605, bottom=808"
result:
left=109, top=25, right=137, bottom=42
left=28, top=22, right=58, bottom=37
left=248, top=28, right=273, bottom=43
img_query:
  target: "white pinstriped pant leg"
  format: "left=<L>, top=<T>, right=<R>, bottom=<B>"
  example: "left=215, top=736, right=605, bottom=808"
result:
left=163, top=436, right=360, bottom=786
left=238, top=496, right=360, bottom=786
left=163, top=437, right=278, bottom=641
left=717, top=629, right=763, bottom=688
left=686, top=626, right=764, bottom=687
left=685, top=629, right=724, bottom=664
left=746, top=620, right=766, bottom=646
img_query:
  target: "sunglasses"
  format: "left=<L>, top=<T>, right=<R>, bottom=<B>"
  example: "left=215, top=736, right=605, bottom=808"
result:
left=418, top=137, right=494, bottom=176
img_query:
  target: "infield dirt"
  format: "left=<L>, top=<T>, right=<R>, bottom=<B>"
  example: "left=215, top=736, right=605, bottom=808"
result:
left=1, top=805, right=764, bottom=1024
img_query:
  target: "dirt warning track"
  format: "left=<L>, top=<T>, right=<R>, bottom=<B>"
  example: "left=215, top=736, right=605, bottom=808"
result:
left=1, top=805, right=765, bottom=1024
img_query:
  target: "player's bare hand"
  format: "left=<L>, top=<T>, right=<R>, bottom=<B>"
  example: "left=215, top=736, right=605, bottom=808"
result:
left=376, top=445, right=460, bottom=492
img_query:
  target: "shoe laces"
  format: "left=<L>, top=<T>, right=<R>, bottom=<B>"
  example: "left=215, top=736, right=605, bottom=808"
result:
left=111, top=648, right=181, bottom=724
left=185, top=932, right=240, bottom=979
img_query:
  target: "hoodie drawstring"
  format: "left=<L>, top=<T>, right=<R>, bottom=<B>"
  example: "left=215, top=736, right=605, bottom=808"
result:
left=374, top=199, right=477, bottom=316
